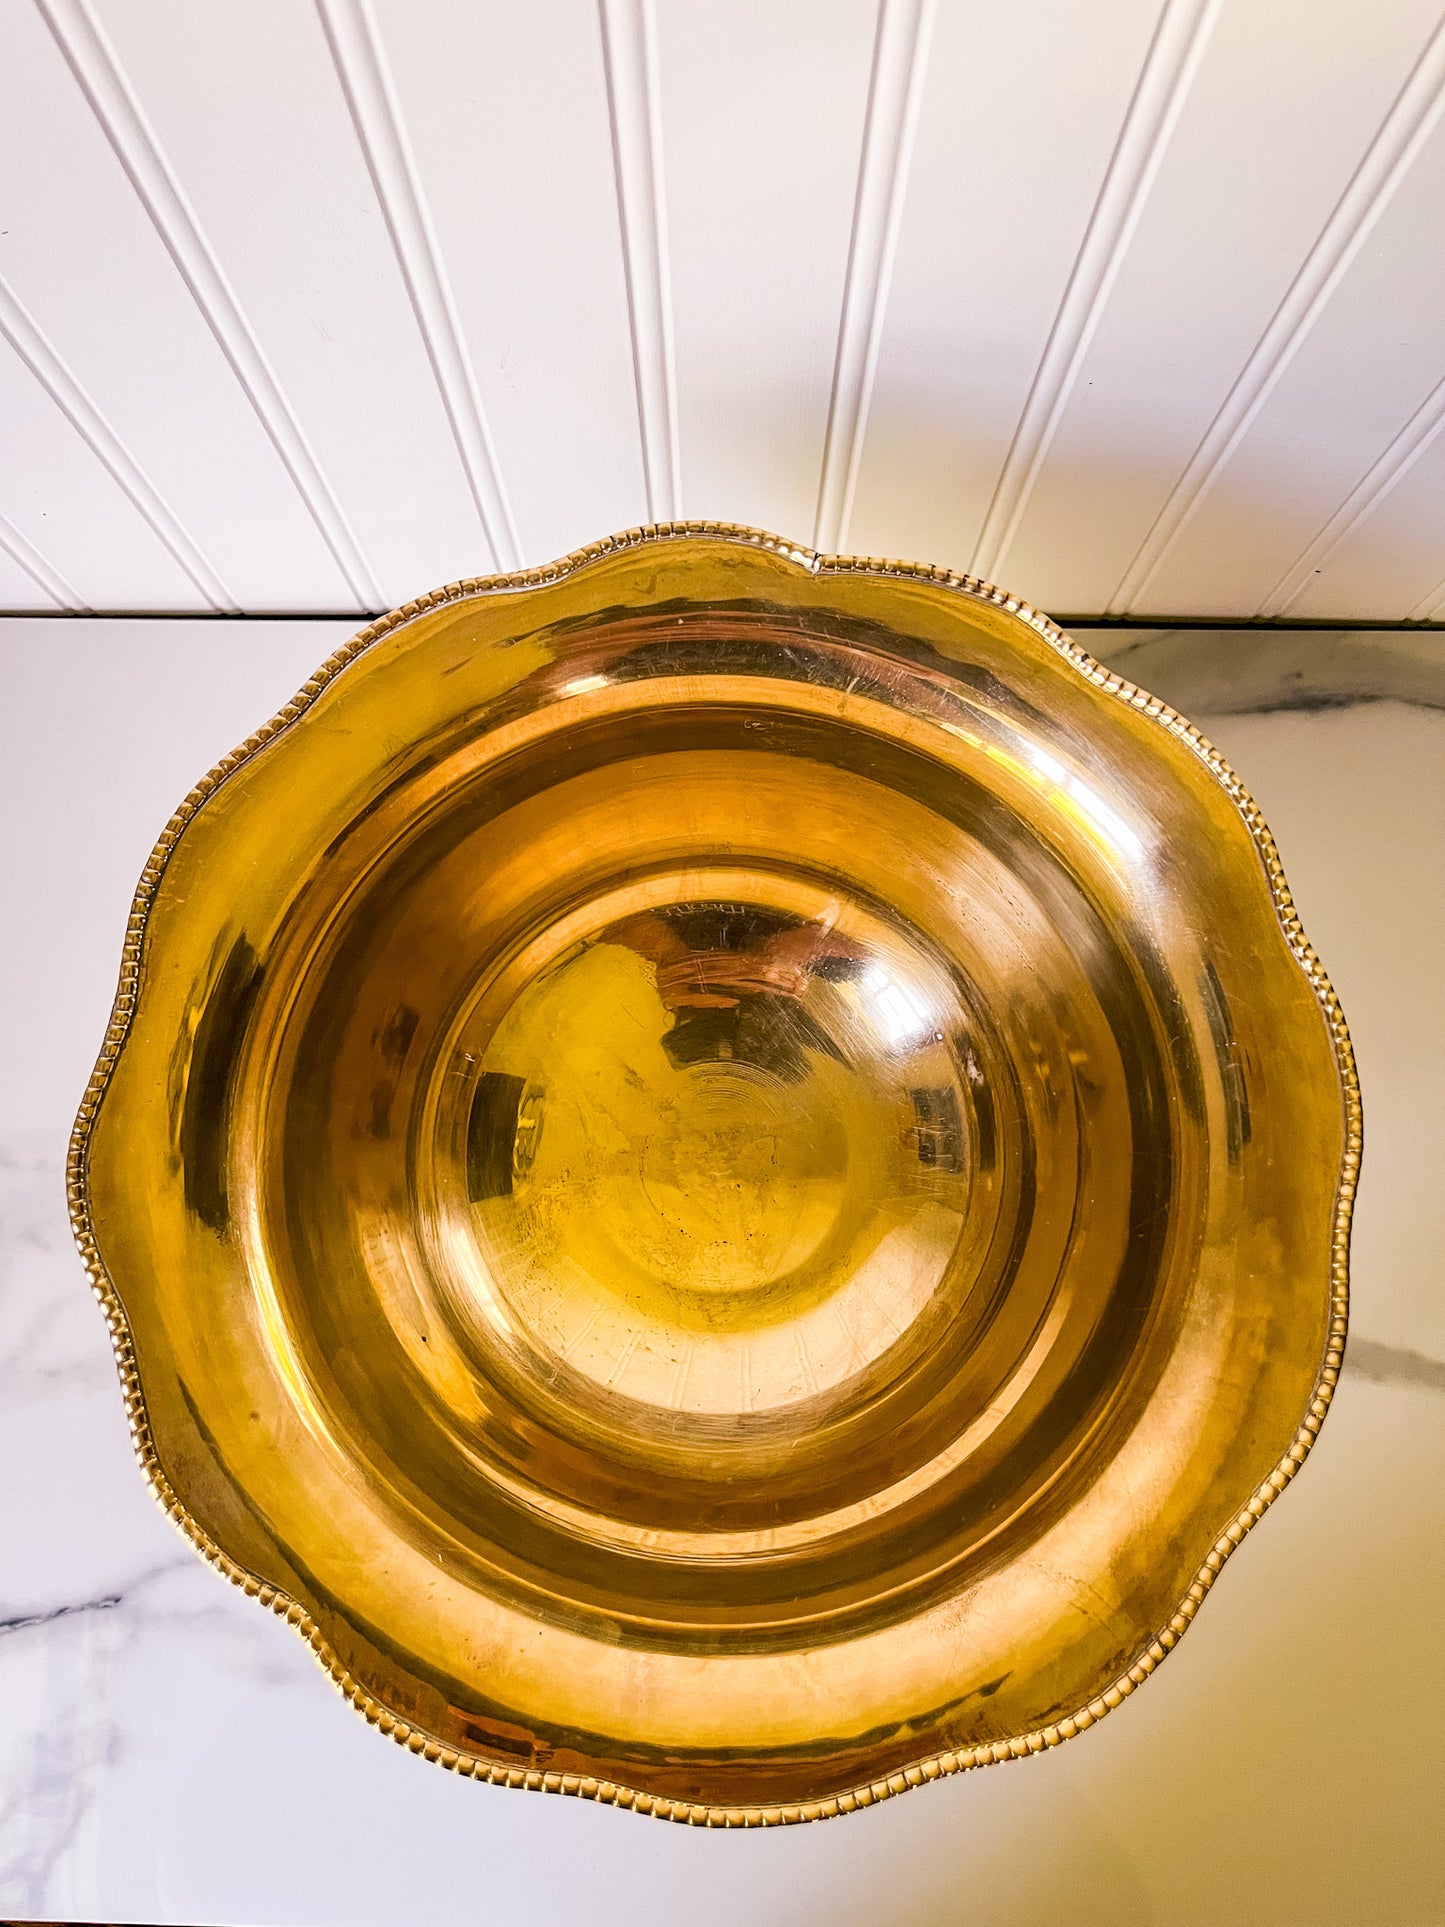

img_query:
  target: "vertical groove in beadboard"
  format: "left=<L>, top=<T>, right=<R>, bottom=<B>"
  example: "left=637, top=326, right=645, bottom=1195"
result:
left=1406, top=571, right=1445, bottom=622
left=35, top=0, right=382, bottom=610
left=598, top=0, right=680, bottom=522
left=0, top=506, right=88, bottom=610
left=969, top=0, right=1220, bottom=585
left=315, top=0, right=520, bottom=573
left=1259, top=371, right=1445, bottom=617
left=0, top=272, right=235, bottom=610
left=1108, top=11, right=1445, bottom=614
left=813, top=0, right=935, bottom=556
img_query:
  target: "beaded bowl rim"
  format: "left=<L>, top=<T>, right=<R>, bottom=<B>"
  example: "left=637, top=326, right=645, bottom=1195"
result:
left=67, top=520, right=1358, bottom=1825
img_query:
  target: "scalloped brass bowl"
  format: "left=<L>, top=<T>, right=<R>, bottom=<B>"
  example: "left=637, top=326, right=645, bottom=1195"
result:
left=72, top=528, right=1354, bottom=1820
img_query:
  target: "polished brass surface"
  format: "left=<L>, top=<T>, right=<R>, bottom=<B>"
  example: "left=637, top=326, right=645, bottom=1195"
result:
left=70, top=527, right=1356, bottom=1821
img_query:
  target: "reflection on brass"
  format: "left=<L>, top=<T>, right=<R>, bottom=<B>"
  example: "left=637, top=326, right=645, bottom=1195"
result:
left=70, top=527, right=1357, bottom=1822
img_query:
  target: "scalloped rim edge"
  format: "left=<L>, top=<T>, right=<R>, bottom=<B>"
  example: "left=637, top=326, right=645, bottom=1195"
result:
left=67, top=520, right=1359, bottom=1826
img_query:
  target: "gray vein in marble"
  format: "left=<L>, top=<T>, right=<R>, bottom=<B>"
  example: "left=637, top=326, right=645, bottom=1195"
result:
left=1344, top=1337, right=1445, bottom=1395
left=0, top=1147, right=118, bottom=1404
left=0, top=1602, right=126, bottom=1919
left=0, top=1557, right=315, bottom=1916
left=1075, top=627, right=1445, bottom=719
left=0, top=1594, right=123, bottom=1637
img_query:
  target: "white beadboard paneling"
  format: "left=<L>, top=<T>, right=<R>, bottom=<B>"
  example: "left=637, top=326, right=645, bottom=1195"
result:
left=845, top=0, right=1167, bottom=575
left=1288, top=413, right=1445, bottom=622
left=0, top=511, right=78, bottom=609
left=1144, top=104, right=1445, bottom=618
left=2, top=0, right=359, bottom=611
left=0, top=550, right=52, bottom=612
left=1258, top=372, right=1445, bottom=619
left=0, top=331, right=200, bottom=610
left=373, top=0, right=648, bottom=565
left=90, top=0, right=492, bottom=608
left=316, top=0, right=519, bottom=575
left=968, top=0, right=1224, bottom=588
left=812, top=0, right=935, bottom=554
left=1415, top=577, right=1445, bottom=622
left=656, top=0, right=878, bottom=538
left=39, top=0, right=381, bottom=609
left=598, top=0, right=680, bottom=522
left=1, top=0, right=1443, bottom=616
left=999, top=0, right=1445, bottom=617
left=0, top=270, right=236, bottom=609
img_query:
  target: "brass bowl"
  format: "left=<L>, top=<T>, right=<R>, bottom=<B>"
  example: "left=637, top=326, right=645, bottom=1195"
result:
left=71, top=526, right=1356, bottom=1822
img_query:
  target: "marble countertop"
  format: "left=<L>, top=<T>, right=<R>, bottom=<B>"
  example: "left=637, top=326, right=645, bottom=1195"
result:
left=1, top=619, right=1441, bottom=1927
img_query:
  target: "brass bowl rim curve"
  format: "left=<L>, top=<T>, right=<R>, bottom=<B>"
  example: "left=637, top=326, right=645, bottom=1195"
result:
left=67, top=520, right=1360, bottom=1826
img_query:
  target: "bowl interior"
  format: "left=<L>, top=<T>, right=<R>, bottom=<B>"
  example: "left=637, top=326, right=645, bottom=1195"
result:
left=243, top=655, right=1187, bottom=1649
left=83, top=538, right=1348, bottom=1811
